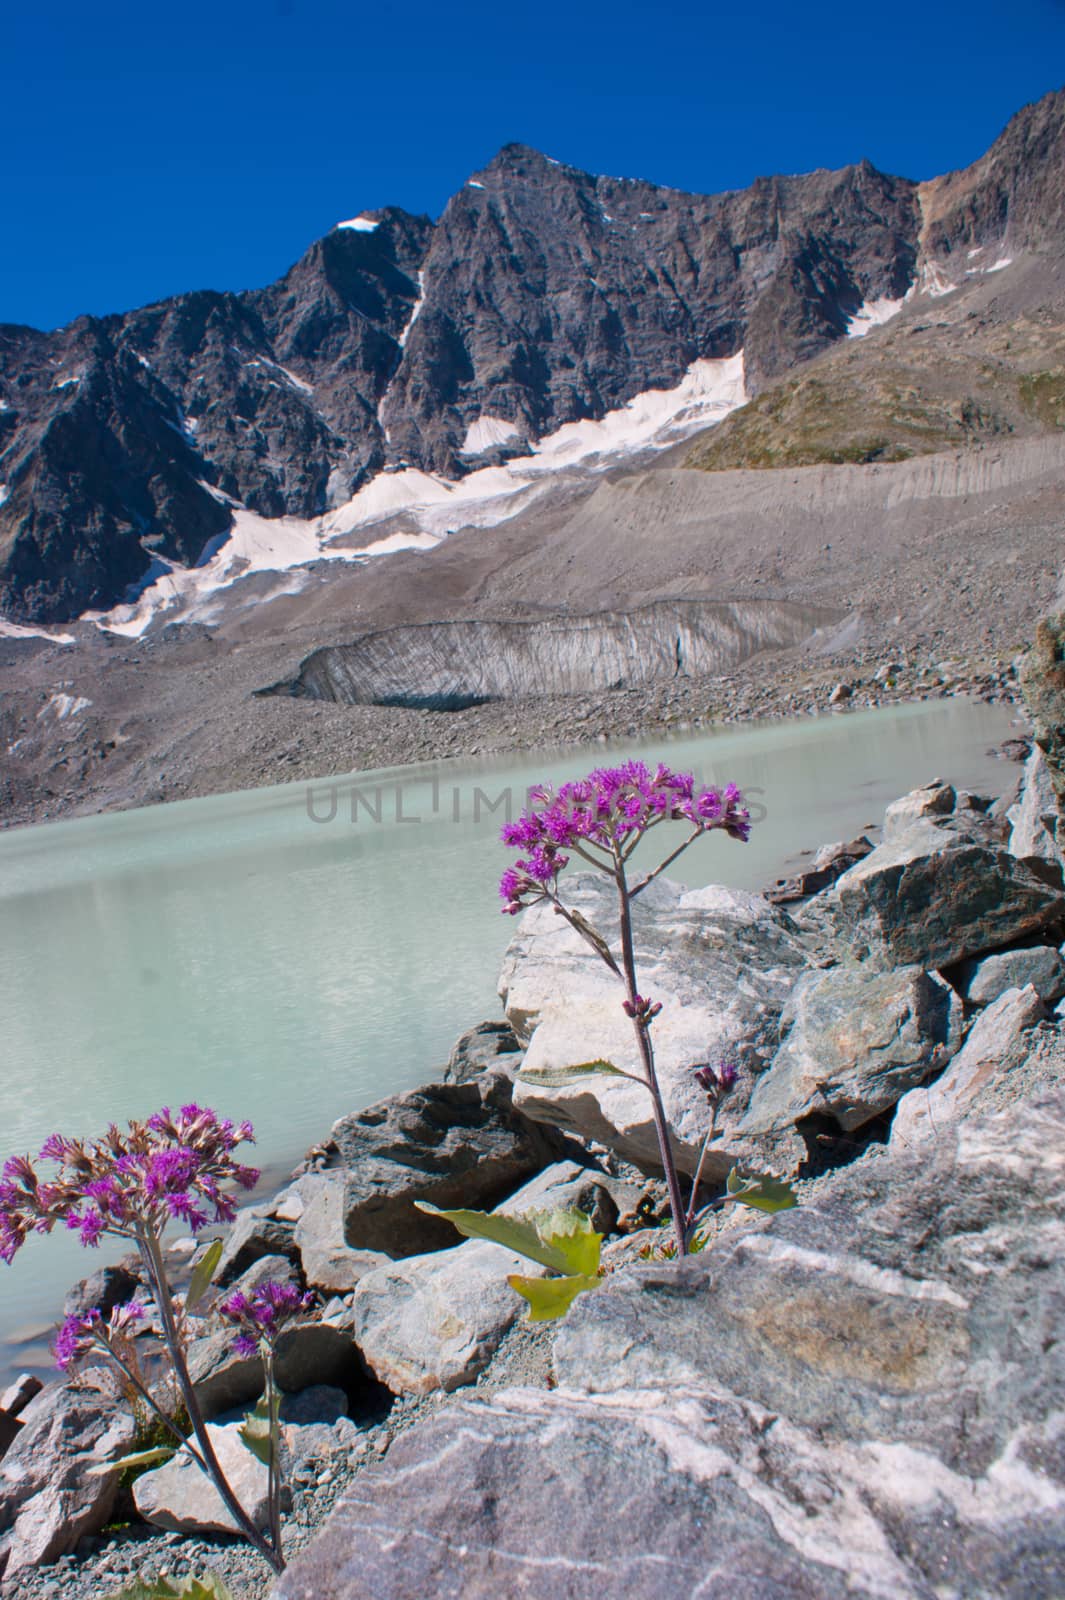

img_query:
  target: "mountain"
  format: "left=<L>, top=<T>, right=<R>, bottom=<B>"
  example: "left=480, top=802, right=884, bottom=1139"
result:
left=0, top=89, right=1062, bottom=624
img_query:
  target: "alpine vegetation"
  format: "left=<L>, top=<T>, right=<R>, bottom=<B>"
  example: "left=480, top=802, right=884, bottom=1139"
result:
left=425, top=760, right=796, bottom=1317
left=0, top=1106, right=298, bottom=1577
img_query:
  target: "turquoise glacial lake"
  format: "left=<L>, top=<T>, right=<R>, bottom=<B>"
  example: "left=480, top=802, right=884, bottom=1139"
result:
left=0, top=698, right=1017, bottom=1377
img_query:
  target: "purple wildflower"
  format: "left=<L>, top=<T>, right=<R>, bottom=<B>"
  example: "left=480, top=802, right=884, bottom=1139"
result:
left=217, top=1280, right=314, bottom=1356
left=498, top=760, right=751, bottom=911
left=0, top=1108, right=260, bottom=1264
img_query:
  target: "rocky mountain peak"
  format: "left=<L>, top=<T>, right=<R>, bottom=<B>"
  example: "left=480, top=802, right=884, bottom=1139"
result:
left=1, top=92, right=1062, bottom=623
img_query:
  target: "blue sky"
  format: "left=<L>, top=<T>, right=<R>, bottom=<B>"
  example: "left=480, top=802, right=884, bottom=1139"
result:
left=4, top=1, right=1064, bottom=331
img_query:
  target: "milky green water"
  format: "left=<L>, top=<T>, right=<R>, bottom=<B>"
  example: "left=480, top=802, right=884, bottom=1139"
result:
left=0, top=698, right=1017, bottom=1376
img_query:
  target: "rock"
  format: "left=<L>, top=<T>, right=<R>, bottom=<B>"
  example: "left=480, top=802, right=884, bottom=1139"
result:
left=803, top=817, right=1065, bottom=971
left=0, top=1387, right=137, bottom=1580
left=1008, top=746, right=1064, bottom=884
left=556, top=1085, right=1065, bottom=1432
left=224, top=1253, right=300, bottom=1300
left=891, top=985, right=1046, bottom=1148
left=0, top=1412, right=20, bottom=1461
left=0, top=1374, right=42, bottom=1419
left=292, top=1174, right=390, bottom=1293
left=443, top=1020, right=523, bottom=1083
left=742, top=964, right=962, bottom=1135
left=133, top=1421, right=274, bottom=1535
left=765, top=836, right=872, bottom=904
left=882, top=778, right=956, bottom=838
left=502, top=874, right=809, bottom=1177
left=278, top=1074, right=1065, bottom=1600
left=214, top=1209, right=301, bottom=1288
left=352, top=1162, right=610, bottom=1396
left=303, top=1071, right=571, bottom=1260
left=188, top=1319, right=361, bottom=1420
left=954, top=943, right=1065, bottom=1006
left=62, top=1260, right=141, bottom=1319
left=828, top=681, right=852, bottom=703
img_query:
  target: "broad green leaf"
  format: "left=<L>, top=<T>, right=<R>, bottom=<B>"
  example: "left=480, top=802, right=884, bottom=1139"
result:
left=185, top=1237, right=224, bottom=1314
left=564, top=909, right=618, bottom=968
left=88, top=1445, right=176, bottom=1478
left=725, top=1169, right=798, bottom=1214
left=414, top=1202, right=575, bottom=1272
left=238, top=1390, right=279, bottom=1466
left=103, top=1577, right=237, bottom=1600
left=536, top=1208, right=602, bottom=1276
left=518, top=1058, right=644, bottom=1087
left=508, top=1273, right=601, bottom=1321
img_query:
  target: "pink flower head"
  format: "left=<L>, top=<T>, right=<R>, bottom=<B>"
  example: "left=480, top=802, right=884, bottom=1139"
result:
left=0, top=1108, right=260, bottom=1264
left=217, top=1279, right=315, bottom=1356
left=498, top=760, right=752, bottom=910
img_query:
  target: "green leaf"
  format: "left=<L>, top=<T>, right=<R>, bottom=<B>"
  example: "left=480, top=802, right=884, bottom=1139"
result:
left=536, top=1208, right=602, bottom=1276
left=415, top=1202, right=603, bottom=1276
left=414, top=1202, right=575, bottom=1272
left=103, top=1577, right=237, bottom=1600
left=87, top=1445, right=176, bottom=1478
left=185, top=1237, right=224, bottom=1314
left=508, top=1273, right=602, bottom=1321
left=518, top=1058, right=642, bottom=1087
left=724, top=1169, right=798, bottom=1214
left=238, top=1390, right=279, bottom=1467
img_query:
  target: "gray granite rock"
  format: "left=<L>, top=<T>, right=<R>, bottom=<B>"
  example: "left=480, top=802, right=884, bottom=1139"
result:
left=955, top=944, right=1065, bottom=1006
left=214, top=1208, right=301, bottom=1288
left=503, top=874, right=809, bottom=1177
left=133, top=1421, right=273, bottom=1535
left=0, top=1386, right=137, bottom=1580
left=742, top=963, right=962, bottom=1134
left=555, top=1088, right=1065, bottom=1474
left=891, top=985, right=1046, bottom=1148
left=304, top=1071, right=571, bottom=1260
left=351, top=1162, right=610, bottom=1396
left=291, top=1174, right=389, bottom=1294
left=803, top=817, right=1064, bottom=971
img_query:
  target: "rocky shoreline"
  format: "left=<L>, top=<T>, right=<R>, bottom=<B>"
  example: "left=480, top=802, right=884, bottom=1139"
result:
left=3, top=740, right=1065, bottom=1597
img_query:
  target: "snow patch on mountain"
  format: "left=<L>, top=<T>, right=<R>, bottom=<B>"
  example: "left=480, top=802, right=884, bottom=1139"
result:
left=846, top=297, right=905, bottom=338
left=461, top=416, right=522, bottom=455
left=88, top=353, right=747, bottom=639
left=0, top=619, right=75, bottom=646
left=336, top=215, right=379, bottom=232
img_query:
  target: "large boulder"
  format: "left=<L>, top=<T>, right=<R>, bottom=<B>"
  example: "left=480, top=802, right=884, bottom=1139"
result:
left=0, top=1386, right=137, bottom=1581
left=352, top=1162, right=614, bottom=1396
left=891, top=985, right=1046, bottom=1149
left=62, top=1259, right=142, bottom=1319
left=301, top=1072, right=568, bottom=1259
left=1020, top=611, right=1065, bottom=831
left=501, top=875, right=810, bottom=1177
left=443, top=1020, right=523, bottom=1083
left=133, top=1420, right=273, bottom=1535
left=554, top=1087, right=1065, bottom=1467
left=276, top=1080, right=1065, bottom=1600
left=801, top=811, right=1065, bottom=972
left=742, top=963, right=963, bottom=1135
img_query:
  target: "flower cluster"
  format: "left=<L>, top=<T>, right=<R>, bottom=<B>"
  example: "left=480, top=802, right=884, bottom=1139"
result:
left=54, top=1298, right=146, bottom=1371
left=693, top=1061, right=739, bottom=1098
left=0, top=1106, right=259, bottom=1265
left=218, top=1281, right=314, bottom=1359
left=499, top=761, right=750, bottom=912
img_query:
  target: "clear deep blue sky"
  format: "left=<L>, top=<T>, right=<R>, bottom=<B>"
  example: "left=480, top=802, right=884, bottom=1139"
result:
left=5, top=0, right=1064, bottom=331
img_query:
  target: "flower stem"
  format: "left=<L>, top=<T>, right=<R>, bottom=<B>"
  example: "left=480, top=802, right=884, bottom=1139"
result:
left=92, top=1338, right=207, bottom=1471
left=265, top=1351, right=283, bottom=1561
left=683, top=1101, right=720, bottom=1242
left=613, top=856, right=689, bottom=1257
left=137, top=1231, right=284, bottom=1574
